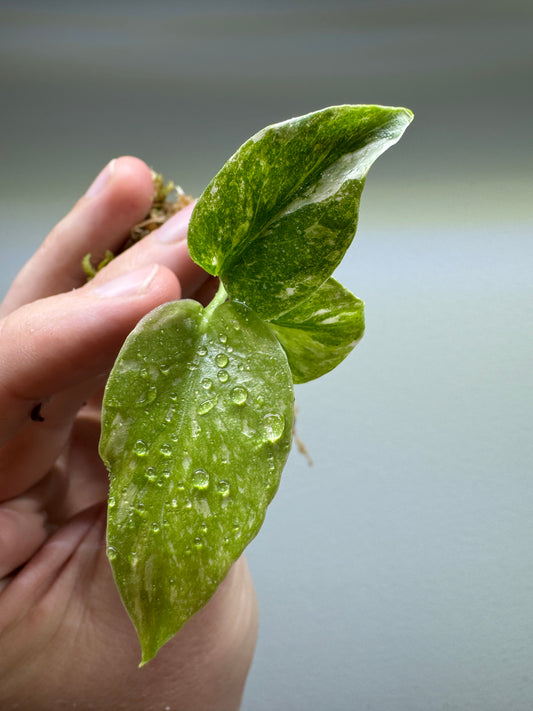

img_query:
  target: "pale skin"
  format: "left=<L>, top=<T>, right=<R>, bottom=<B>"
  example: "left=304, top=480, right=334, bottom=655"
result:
left=0, top=157, right=258, bottom=710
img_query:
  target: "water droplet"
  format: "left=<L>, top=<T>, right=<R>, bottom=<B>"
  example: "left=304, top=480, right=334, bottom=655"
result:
left=134, top=439, right=148, bottom=456
left=226, top=345, right=233, bottom=353
left=192, top=468, right=210, bottom=490
left=264, top=413, right=285, bottom=442
left=177, top=481, right=185, bottom=490
left=163, top=470, right=170, bottom=479
left=200, top=522, right=208, bottom=533
left=185, top=498, right=192, bottom=509
left=169, top=392, right=178, bottom=401
left=108, top=495, right=116, bottom=508
left=160, top=443, right=172, bottom=457
left=194, top=537, right=203, bottom=549
left=159, top=363, right=170, bottom=375
left=171, top=498, right=178, bottom=508
left=197, top=397, right=217, bottom=415
left=215, top=353, right=229, bottom=368
left=198, top=345, right=208, bottom=357
left=231, top=386, right=248, bottom=405
left=145, top=386, right=157, bottom=403
left=152, top=522, right=160, bottom=533
left=145, top=467, right=157, bottom=483
left=201, top=378, right=213, bottom=390
left=256, top=395, right=264, bottom=406
left=217, top=480, right=230, bottom=497
left=219, top=333, right=228, bottom=344
left=107, top=545, right=117, bottom=561
left=217, top=370, right=229, bottom=383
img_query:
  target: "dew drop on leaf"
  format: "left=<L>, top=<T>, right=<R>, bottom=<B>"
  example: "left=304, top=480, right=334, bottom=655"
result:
left=217, top=480, right=231, bottom=497
left=146, top=467, right=157, bottom=483
left=201, top=378, right=213, bottom=390
left=219, top=333, right=228, bottom=344
left=263, top=413, right=285, bottom=442
left=217, top=370, right=229, bottom=383
left=108, top=495, right=116, bottom=508
left=160, top=443, right=172, bottom=457
left=215, top=353, right=229, bottom=368
left=197, top=397, right=217, bottom=415
left=198, top=345, right=208, bottom=357
left=152, top=522, right=160, bottom=533
left=230, top=386, right=248, bottom=405
left=192, top=468, right=210, bottom=490
left=107, top=545, right=117, bottom=561
left=134, top=439, right=148, bottom=456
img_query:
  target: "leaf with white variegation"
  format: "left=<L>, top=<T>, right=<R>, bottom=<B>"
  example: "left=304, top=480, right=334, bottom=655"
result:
left=99, top=103, right=413, bottom=665
left=100, top=295, right=293, bottom=665
left=188, top=104, right=413, bottom=320
left=268, top=277, right=365, bottom=384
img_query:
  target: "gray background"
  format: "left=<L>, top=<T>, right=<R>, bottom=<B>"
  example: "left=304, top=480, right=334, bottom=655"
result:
left=1, top=1, right=532, bottom=709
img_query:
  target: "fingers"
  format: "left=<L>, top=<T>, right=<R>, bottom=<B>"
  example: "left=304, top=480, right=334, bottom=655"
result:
left=0, top=264, right=181, bottom=500
left=0, top=157, right=156, bottom=316
left=89, top=200, right=210, bottom=300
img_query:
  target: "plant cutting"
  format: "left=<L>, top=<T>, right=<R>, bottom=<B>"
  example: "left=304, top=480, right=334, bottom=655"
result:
left=99, top=104, right=413, bottom=665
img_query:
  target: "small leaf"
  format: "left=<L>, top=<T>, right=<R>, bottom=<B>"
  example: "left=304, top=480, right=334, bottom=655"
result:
left=268, top=278, right=364, bottom=384
left=188, top=104, right=413, bottom=320
left=100, top=298, right=293, bottom=664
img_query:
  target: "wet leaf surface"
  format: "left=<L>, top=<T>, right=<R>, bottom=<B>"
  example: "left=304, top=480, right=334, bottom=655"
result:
left=100, top=298, right=293, bottom=664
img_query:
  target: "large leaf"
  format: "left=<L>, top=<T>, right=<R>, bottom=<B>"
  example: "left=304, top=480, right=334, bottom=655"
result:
left=100, top=297, right=294, bottom=665
left=268, top=278, right=365, bottom=384
left=188, top=104, right=413, bottom=320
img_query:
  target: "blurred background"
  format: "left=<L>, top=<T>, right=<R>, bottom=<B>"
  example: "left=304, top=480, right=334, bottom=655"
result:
left=1, top=1, right=532, bottom=709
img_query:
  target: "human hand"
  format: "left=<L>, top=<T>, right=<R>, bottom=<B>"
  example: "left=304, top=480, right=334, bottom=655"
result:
left=0, top=157, right=257, bottom=711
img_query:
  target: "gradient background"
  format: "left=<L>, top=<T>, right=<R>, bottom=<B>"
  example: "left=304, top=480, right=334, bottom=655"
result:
left=1, top=1, right=532, bottom=709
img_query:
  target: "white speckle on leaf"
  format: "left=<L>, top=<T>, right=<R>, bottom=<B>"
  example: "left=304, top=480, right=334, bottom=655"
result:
left=321, top=315, right=341, bottom=324
left=285, top=287, right=295, bottom=296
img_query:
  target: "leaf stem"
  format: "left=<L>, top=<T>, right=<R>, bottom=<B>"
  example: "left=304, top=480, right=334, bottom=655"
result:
left=203, top=281, right=228, bottom=321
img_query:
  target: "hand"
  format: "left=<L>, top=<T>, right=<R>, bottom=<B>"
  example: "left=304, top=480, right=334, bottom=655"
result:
left=0, top=158, right=257, bottom=711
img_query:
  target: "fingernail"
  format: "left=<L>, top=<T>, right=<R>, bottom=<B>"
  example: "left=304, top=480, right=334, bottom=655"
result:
left=92, top=265, right=158, bottom=298
left=85, top=159, right=116, bottom=198
left=153, top=201, right=195, bottom=243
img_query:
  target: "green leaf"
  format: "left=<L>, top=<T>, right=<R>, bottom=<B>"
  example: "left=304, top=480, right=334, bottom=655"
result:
left=188, top=104, right=413, bottom=320
left=100, top=297, right=294, bottom=665
left=268, top=278, right=365, bottom=384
